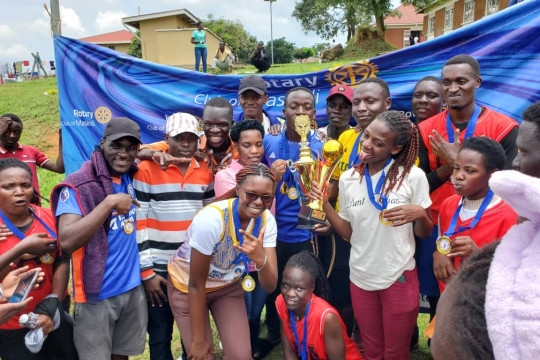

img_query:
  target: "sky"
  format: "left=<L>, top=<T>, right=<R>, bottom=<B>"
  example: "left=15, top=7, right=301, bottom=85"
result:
left=0, top=0, right=359, bottom=63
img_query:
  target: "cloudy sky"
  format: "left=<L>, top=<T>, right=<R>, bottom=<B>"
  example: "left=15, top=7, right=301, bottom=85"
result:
left=0, top=0, right=358, bottom=63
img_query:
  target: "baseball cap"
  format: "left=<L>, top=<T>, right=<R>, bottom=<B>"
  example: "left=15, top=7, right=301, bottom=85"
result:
left=239, top=75, right=267, bottom=95
left=103, top=117, right=141, bottom=143
left=326, top=84, right=354, bottom=104
left=166, top=112, right=200, bottom=138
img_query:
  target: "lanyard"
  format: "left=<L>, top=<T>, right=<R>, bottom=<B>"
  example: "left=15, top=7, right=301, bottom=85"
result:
left=230, top=199, right=261, bottom=269
left=279, top=130, right=311, bottom=204
left=446, top=104, right=481, bottom=143
left=364, top=158, right=392, bottom=211
left=290, top=299, right=311, bottom=360
left=443, top=189, right=494, bottom=237
left=0, top=208, right=57, bottom=241
left=348, top=131, right=362, bottom=169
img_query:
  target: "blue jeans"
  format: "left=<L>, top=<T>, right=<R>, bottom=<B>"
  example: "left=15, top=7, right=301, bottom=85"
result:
left=147, top=275, right=175, bottom=360
left=194, top=47, right=207, bottom=73
left=244, top=271, right=267, bottom=353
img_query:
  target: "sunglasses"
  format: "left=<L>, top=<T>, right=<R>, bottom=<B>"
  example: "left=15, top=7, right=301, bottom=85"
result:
left=244, top=192, right=274, bottom=205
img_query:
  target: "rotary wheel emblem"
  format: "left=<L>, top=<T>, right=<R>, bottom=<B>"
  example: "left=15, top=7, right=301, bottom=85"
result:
left=325, top=60, right=379, bottom=87
left=95, top=106, right=112, bottom=124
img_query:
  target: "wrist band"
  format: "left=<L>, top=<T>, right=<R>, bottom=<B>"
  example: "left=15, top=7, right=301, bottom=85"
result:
left=255, top=253, right=268, bottom=272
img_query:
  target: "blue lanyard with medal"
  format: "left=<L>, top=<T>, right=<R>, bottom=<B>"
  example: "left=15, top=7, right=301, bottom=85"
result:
left=446, top=104, right=481, bottom=143
left=290, top=299, right=311, bottom=360
left=0, top=208, right=57, bottom=264
left=436, top=189, right=494, bottom=255
left=280, top=130, right=309, bottom=205
left=365, top=158, right=393, bottom=225
left=348, top=131, right=362, bottom=170
left=230, top=199, right=261, bottom=292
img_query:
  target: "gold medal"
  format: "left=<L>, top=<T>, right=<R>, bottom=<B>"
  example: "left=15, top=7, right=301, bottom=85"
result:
left=123, top=220, right=134, bottom=234
left=288, top=187, right=298, bottom=200
left=40, top=254, right=54, bottom=264
left=436, top=236, right=452, bottom=255
left=242, top=275, right=256, bottom=292
left=379, top=210, right=393, bottom=226
left=280, top=182, right=289, bottom=195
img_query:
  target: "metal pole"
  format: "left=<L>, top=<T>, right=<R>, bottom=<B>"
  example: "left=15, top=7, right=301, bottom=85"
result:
left=50, top=0, right=61, bottom=36
left=270, top=1, right=274, bottom=64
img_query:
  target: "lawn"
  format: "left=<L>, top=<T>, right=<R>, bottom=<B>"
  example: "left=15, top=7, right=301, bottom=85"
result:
left=0, top=51, right=433, bottom=358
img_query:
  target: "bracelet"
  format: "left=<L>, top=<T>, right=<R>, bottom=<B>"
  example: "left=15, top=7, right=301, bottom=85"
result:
left=255, top=253, right=268, bottom=272
left=0, top=284, right=7, bottom=301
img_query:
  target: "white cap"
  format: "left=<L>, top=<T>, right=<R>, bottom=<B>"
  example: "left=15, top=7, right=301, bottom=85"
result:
left=165, top=112, right=200, bottom=138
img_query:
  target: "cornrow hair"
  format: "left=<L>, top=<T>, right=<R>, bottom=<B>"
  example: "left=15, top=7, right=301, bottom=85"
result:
left=0, top=158, right=42, bottom=205
left=444, top=54, right=480, bottom=78
left=284, top=87, right=315, bottom=107
left=352, top=110, right=419, bottom=195
left=285, top=251, right=332, bottom=303
left=230, top=119, right=264, bottom=143
left=460, top=137, right=506, bottom=172
left=0, top=113, right=22, bottom=124
left=215, top=163, right=276, bottom=202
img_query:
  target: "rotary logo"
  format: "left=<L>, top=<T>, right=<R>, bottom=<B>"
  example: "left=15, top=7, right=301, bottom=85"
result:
left=94, top=106, right=112, bottom=124
left=325, top=60, right=379, bottom=87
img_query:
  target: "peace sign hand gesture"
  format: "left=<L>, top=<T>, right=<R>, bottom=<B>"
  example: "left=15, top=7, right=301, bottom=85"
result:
left=236, top=226, right=266, bottom=268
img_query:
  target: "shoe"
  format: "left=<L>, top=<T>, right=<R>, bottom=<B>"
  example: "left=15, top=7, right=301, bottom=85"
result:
left=254, top=337, right=280, bottom=359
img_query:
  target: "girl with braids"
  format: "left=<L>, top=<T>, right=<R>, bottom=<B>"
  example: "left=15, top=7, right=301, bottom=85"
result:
left=277, top=251, right=363, bottom=360
left=309, top=110, right=433, bottom=359
left=167, top=164, right=278, bottom=360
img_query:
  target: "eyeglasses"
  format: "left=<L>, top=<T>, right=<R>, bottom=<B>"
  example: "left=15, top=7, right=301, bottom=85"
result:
left=244, top=192, right=274, bottom=205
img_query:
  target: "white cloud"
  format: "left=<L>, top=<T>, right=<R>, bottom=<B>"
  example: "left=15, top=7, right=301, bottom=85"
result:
left=94, top=10, right=128, bottom=33
left=60, top=6, right=87, bottom=38
left=25, top=16, right=49, bottom=34
left=0, top=43, right=31, bottom=60
left=0, top=25, right=16, bottom=40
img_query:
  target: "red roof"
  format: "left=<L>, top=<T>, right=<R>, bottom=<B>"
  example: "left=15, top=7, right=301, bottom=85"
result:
left=385, top=5, right=423, bottom=25
left=80, top=30, right=134, bottom=44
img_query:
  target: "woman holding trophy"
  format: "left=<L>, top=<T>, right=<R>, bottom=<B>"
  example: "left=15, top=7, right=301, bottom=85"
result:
left=309, top=111, right=433, bottom=360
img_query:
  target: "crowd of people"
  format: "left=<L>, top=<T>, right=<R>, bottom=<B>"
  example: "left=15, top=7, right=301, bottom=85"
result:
left=0, top=53, right=538, bottom=360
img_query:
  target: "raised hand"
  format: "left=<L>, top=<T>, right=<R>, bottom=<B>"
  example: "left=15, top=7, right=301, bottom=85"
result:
left=236, top=226, right=266, bottom=268
left=429, top=128, right=461, bottom=167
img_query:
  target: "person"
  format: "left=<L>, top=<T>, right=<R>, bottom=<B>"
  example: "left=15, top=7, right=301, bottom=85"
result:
left=251, top=41, right=271, bottom=73
left=134, top=113, right=214, bottom=360
left=235, top=75, right=282, bottom=133
left=433, top=137, right=517, bottom=291
left=51, top=117, right=147, bottom=360
left=167, top=164, right=278, bottom=360
left=0, top=114, right=64, bottom=202
left=138, top=97, right=238, bottom=172
left=513, top=101, right=540, bottom=177
left=211, top=41, right=234, bottom=75
left=191, top=21, right=207, bottom=73
left=319, top=84, right=354, bottom=140
left=310, top=111, right=433, bottom=360
left=411, top=76, right=444, bottom=124
left=261, top=87, right=324, bottom=358
left=277, top=251, right=363, bottom=360
left=0, top=266, right=45, bottom=325
left=0, top=158, right=74, bottom=360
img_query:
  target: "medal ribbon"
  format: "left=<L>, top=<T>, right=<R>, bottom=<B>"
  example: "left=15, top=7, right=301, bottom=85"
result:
left=0, top=208, right=57, bottom=241
left=230, top=199, right=262, bottom=271
left=443, top=189, right=494, bottom=237
left=446, top=104, right=481, bottom=143
left=290, top=299, right=311, bottom=360
left=279, top=130, right=313, bottom=205
left=364, top=158, right=393, bottom=211
left=348, top=131, right=362, bottom=169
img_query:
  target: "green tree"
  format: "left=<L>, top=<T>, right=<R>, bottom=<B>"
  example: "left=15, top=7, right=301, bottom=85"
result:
left=127, top=31, right=141, bottom=58
left=312, top=42, right=331, bottom=56
left=267, top=38, right=295, bottom=64
left=204, top=14, right=257, bottom=64
left=293, top=47, right=315, bottom=62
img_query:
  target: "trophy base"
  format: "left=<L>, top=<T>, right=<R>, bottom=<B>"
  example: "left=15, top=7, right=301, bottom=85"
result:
left=296, top=205, right=327, bottom=230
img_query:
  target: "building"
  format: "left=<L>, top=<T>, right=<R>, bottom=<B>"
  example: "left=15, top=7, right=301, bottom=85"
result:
left=122, top=9, right=228, bottom=69
left=422, top=0, right=510, bottom=40
left=79, top=30, right=134, bottom=54
left=383, top=5, right=424, bottom=49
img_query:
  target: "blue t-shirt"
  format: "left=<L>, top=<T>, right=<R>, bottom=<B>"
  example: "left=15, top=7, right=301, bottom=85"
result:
left=55, top=174, right=141, bottom=300
left=263, top=130, right=324, bottom=243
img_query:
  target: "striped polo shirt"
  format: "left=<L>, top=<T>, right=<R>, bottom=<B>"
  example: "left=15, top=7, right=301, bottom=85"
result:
left=134, top=157, right=215, bottom=279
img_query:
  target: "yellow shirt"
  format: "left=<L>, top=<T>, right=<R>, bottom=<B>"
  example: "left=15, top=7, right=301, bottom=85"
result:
left=216, top=49, right=232, bottom=63
left=332, top=128, right=361, bottom=181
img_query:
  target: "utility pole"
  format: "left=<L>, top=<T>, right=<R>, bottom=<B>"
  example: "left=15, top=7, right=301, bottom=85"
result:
left=264, top=0, right=276, bottom=65
left=50, top=0, right=62, bottom=36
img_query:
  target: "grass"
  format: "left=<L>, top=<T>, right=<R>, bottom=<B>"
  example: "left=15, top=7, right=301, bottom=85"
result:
left=1, top=49, right=433, bottom=358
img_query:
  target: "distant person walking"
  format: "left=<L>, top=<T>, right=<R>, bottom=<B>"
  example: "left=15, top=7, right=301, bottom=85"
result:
left=191, top=21, right=207, bottom=73
left=250, top=41, right=270, bottom=73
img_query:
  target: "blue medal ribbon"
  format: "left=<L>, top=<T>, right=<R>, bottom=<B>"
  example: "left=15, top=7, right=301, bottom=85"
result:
left=443, top=189, right=494, bottom=237
left=348, top=131, right=362, bottom=169
left=231, top=199, right=262, bottom=270
left=279, top=130, right=312, bottom=205
left=446, top=104, right=481, bottom=143
left=364, top=158, right=392, bottom=211
left=0, top=208, right=57, bottom=241
left=290, top=299, right=311, bottom=360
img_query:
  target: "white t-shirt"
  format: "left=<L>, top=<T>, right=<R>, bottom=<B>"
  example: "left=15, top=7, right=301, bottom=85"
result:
left=262, top=113, right=271, bottom=134
left=338, top=162, right=431, bottom=290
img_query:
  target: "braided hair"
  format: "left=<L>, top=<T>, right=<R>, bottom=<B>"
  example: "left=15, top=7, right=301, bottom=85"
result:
left=353, top=110, right=419, bottom=195
left=0, top=158, right=42, bottom=205
left=215, top=163, right=276, bottom=202
left=285, top=251, right=332, bottom=303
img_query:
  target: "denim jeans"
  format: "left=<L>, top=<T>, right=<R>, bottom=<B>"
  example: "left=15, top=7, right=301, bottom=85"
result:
left=244, top=271, right=267, bottom=352
left=194, top=47, right=207, bottom=73
left=147, top=275, right=175, bottom=360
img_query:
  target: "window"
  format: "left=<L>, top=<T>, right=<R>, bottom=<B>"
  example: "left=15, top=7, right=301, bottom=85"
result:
left=463, top=0, right=475, bottom=23
left=486, top=0, right=499, bottom=15
left=108, top=45, right=116, bottom=50
left=428, top=16, right=435, bottom=34
left=445, top=8, right=454, bottom=30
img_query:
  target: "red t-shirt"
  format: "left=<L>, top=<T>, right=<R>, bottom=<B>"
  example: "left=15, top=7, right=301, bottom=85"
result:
left=276, top=294, right=363, bottom=360
left=0, top=205, right=60, bottom=330
left=418, top=107, right=518, bottom=224
left=438, top=194, right=517, bottom=292
left=0, top=143, right=49, bottom=196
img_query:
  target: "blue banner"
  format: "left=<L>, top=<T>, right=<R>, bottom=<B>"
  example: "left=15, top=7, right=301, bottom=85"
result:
left=55, top=0, right=540, bottom=174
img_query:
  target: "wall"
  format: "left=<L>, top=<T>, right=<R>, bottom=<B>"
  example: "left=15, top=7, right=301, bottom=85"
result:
left=434, top=8, right=445, bottom=37
left=385, top=28, right=404, bottom=49
left=139, top=16, right=181, bottom=63
left=454, top=0, right=465, bottom=29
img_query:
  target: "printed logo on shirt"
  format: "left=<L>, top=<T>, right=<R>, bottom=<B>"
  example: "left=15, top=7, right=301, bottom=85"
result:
left=127, top=184, right=135, bottom=197
left=60, top=187, right=70, bottom=202
left=269, top=152, right=276, bottom=159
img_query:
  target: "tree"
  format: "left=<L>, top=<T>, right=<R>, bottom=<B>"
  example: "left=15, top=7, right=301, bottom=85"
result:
left=293, top=47, right=315, bottom=62
left=127, top=31, right=142, bottom=58
left=267, top=38, right=295, bottom=64
left=204, top=14, right=258, bottom=64
left=312, top=42, right=331, bottom=56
